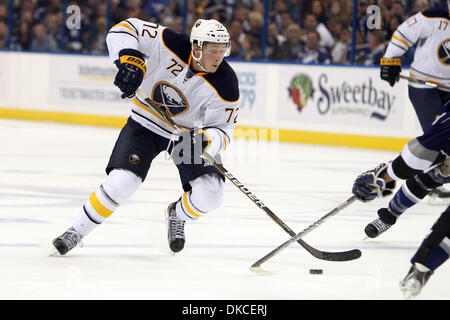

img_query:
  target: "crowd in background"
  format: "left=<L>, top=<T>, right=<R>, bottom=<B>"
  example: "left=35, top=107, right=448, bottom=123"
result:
left=0, top=0, right=448, bottom=65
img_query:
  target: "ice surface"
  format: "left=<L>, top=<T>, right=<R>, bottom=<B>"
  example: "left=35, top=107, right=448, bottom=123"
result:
left=0, top=119, right=448, bottom=300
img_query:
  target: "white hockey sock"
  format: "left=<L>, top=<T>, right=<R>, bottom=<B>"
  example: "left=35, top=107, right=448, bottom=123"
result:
left=73, top=169, right=142, bottom=236
left=73, top=206, right=100, bottom=237
left=175, top=174, right=224, bottom=221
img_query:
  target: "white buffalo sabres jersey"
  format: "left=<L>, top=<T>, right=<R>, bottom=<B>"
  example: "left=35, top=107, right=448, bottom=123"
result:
left=106, top=18, right=239, bottom=152
left=384, top=9, right=450, bottom=90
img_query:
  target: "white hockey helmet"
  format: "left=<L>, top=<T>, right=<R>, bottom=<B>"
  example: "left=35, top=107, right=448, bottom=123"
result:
left=190, top=19, right=231, bottom=57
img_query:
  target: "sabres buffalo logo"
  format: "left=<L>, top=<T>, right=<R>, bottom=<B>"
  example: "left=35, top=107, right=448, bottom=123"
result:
left=129, top=153, right=141, bottom=165
left=152, top=82, right=189, bottom=117
left=288, top=74, right=314, bottom=112
left=438, top=39, right=450, bottom=65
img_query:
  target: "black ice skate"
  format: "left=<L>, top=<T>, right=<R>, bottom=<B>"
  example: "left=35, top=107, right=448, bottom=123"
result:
left=166, top=202, right=185, bottom=254
left=52, top=227, right=83, bottom=256
left=399, top=263, right=433, bottom=299
left=364, top=208, right=397, bottom=239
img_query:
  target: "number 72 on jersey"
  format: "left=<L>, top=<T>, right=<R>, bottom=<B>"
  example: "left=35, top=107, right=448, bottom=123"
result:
left=225, top=108, right=239, bottom=123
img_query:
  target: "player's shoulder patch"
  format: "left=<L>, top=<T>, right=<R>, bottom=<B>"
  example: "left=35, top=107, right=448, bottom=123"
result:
left=161, top=28, right=191, bottom=64
left=202, top=60, right=239, bottom=102
left=421, top=9, right=449, bottom=20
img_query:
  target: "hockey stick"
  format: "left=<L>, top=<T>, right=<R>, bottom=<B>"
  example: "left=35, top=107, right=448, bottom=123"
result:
left=251, top=195, right=358, bottom=273
left=135, top=88, right=361, bottom=262
left=399, top=75, right=450, bottom=91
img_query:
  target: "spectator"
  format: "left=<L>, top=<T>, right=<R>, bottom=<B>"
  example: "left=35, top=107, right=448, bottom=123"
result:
left=247, top=10, right=263, bottom=47
left=266, top=22, right=286, bottom=61
left=278, top=11, right=294, bottom=36
left=241, top=34, right=261, bottom=61
left=310, top=0, right=326, bottom=23
left=125, top=0, right=151, bottom=21
left=354, top=29, right=370, bottom=64
left=233, top=6, right=250, bottom=33
left=297, top=30, right=331, bottom=64
left=326, top=1, right=352, bottom=26
left=303, top=13, right=334, bottom=50
left=11, top=21, right=32, bottom=50
left=252, top=2, right=264, bottom=16
left=30, top=23, right=59, bottom=52
left=386, top=14, right=402, bottom=40
left=270, top=0, right=290, bottom=31
left=171, top=16, right=184, bottom=34
left=284, top=23, right=303, bottom=61
left=44, top=14, right=61, bottom=46
left=364, top=30, right=386, bottom=66
left=327, top=17, right=344, bottom=44
left=391, top=1, right=405, bottom=21
left=161, top=0, right=182, bottom=23
left=0, top=4, right=7, bottom=22
left=228, top=38, right=244, bottom=59
left=358, top=0, right=370, bottom=41
left=89, top=17, right=107, bottom=54
left=331, top=27, right=351, bottom=64
left=285, top=0, right=300, bottom=22
left=407, top=0, right=429, bottom=16
left=111, top=0, right=127, bottom=24
left=0, top=21, right=7, bottom=49
left=228, top=19, right=245, bottom=45
left=144, top=0, right=169, bottom=21
left=96, top=2, right=108, bottom=20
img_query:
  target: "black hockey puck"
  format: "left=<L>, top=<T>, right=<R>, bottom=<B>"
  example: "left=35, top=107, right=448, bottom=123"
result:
left=309, top=269, right=323, bottom=274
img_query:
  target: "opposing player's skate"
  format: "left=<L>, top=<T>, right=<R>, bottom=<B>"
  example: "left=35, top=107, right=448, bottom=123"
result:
left=399, top=263, right=433, bottom=299
left=364, top=208, right=396, bottom=239
left=51, top=227, right=83, bottom=256
left=166, top=202, right=185, bottom=254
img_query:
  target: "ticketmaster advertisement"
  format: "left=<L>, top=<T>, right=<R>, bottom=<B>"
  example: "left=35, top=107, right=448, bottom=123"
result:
left=47, top=55, right=129, bottom=115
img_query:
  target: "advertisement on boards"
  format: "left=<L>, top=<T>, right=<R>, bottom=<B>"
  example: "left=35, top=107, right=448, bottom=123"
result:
left=278, top=64, right=407, bottom=131
left=229, top=62, right=268, bottom=121
left=48, top=55, right=127, bottom=115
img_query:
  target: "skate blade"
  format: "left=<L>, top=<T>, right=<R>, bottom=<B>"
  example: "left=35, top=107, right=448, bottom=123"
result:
left=427, top=196, right=450, bottom=206
left=402, top=289, right=415, bottom=300
left=49, top=246, right=61, bottom=257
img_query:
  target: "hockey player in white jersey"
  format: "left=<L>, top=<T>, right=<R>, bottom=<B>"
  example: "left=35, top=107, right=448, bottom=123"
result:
left=51, top=18, right=239, bottom=255
left=380, top=2, right=450, bottom=199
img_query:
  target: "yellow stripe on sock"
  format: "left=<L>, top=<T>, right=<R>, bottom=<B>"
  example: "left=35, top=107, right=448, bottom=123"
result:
left=183, top=192, right=201, bottom=218
left=89, top=192, right=114, bottom=218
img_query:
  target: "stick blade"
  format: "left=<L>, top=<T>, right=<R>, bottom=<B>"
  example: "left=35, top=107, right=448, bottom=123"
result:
left=249, top=266, right=278, bottom=275
left=320, top=249, right=362, bottom=261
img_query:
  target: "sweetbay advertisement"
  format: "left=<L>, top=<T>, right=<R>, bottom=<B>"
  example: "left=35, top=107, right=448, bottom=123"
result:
left=279, top=64, right=408, bottom=134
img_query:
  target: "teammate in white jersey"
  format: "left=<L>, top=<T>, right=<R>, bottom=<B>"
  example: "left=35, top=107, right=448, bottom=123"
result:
left=380, top=3, right=450, bottom=198
left=51, top=19, right=239, bottom=255
left=381, top=3, right=450, bottom=129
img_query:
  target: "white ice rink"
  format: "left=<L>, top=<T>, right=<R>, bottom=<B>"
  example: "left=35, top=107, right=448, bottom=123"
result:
left=0, top=118, right=448, bottom=300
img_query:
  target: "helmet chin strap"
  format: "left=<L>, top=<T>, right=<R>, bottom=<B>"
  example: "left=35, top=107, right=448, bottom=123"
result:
left=191, top=50, right=208, bottom=72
